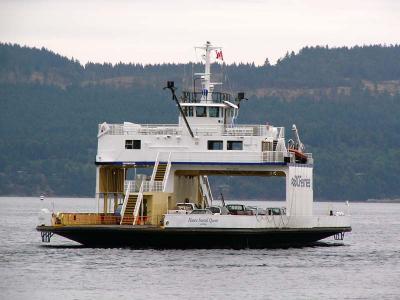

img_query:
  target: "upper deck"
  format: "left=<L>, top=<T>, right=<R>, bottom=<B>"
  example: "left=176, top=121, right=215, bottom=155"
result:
left=99, top=123, right=285, bottom=138
left=96, top=41, right=312, bottom=166
left=96, top=122, right=313, bottom=166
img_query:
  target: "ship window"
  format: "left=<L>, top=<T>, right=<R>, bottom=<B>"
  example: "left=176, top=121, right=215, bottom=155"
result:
left=208, top=140, right=223, bottom=150
left=227, top=141, right=243, bottom=150
left=183, top=106, right=194, bottom=117
left=196, top=106, right=207, bottom=117
left=125, top=140, right=141, bottom=149
left=209, top=107, right=220, bottom=118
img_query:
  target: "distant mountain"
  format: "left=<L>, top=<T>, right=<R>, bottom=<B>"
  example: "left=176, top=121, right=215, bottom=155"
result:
left=2, top=42, right=400, bottom=91
left=0, top=42, right=399, bottom=200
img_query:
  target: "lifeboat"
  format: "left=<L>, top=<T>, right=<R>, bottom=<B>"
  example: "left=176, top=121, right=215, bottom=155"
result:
left=289, top=148, right=308, bottom=163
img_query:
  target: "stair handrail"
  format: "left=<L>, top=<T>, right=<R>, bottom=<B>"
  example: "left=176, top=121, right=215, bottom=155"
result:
left=204, top=175, right=214, bottom=205
left=199, top=175, right=209, bottom=207
left=162, top=152, right=172, bottom=192
left=199, top=175, right=213, bottom=207
left=133, top=182, right=144, bottom=225
left=150, top=152, right=160, bottom=184
left=120, top=181, right=131, bottom=224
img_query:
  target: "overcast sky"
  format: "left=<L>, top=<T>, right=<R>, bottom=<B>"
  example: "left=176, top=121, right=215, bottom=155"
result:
left=1, top=0, right=399, bottom=65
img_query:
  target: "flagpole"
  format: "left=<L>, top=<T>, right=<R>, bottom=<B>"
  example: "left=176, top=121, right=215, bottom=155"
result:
left=194, top=41, right=222, bottom=103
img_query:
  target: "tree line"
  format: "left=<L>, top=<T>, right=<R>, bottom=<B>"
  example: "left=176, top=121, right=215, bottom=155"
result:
left=0, top=43, right=399, bottom=200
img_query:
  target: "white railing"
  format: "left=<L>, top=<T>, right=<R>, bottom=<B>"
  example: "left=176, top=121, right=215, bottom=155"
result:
left=124, top=180, right=163, bottom=193
left=133, top=183, right=144, bottom=225
left=199, top=175, right=213, bottom=207
left=150, top=152, right=160, bottom=183
left=204, top=175, right=213, bottom=204
left=262, top=151, right=285, bottom=163
left=120, top=181, right=131, bottom=223
left=102, top=124, right=182, bottom=136
left=99, top=123, right=284, bottom=138
left=169, top=151, right=286, bottom=164
left=163, top=152, right=172, bottom=192
left=124, top=180, right=138, bottom=193
left=144, top=181, right=163, bottom=192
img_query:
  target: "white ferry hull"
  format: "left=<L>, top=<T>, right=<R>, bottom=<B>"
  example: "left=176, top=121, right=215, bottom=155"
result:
left=164, top=214, right=351, bottom=229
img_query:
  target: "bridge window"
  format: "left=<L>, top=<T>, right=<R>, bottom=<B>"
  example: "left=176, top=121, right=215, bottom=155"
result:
left=208, top=140, right=223, bottom=150
left=183, top=106, right=194, bottom=117
left=125, top=140, right=141, bottom=149
left=227, top=141, right=243, bottom=150
left=209, top=107, right=220, bottom=118
left=196, top=106, right=207, bottom=117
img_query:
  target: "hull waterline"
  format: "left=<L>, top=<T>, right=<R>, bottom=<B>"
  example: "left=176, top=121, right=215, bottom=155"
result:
left=37, top=225, right=351, bottom=249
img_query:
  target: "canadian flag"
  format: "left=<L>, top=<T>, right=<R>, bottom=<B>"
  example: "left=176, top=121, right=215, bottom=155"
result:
left=215, top=50, right=224, bottom=61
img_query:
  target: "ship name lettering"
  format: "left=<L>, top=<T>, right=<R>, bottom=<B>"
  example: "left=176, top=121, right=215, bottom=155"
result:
left=291, top=175, right=311, bottom=188
left=187, top=217, right=218, bottom=224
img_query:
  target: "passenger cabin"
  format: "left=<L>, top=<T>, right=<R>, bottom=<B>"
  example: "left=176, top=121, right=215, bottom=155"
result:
left=179, top=91, right=237, bottom=128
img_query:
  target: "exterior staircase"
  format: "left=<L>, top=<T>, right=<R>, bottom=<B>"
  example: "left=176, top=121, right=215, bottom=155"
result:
left=120, top=153, right=171, bottom=226
left=154, top=162, right=167, bottom=182
left=121, top=194, right=138, bottom=225
left=150, top=152, right=172, bottom=192
left=199, top=175, right=213, bottom=207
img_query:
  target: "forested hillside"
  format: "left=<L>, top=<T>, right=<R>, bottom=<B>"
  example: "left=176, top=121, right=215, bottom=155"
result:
left=0, top=43, right=399, bottom=200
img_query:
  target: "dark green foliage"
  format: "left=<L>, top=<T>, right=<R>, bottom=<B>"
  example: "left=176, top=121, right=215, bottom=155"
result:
left=239, top=91, right=400, bottom=200
left=0, top=43, right=399, bottom=200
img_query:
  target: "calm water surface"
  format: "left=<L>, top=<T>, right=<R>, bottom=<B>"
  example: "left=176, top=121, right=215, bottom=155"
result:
left=0, top=197, right=399, bottom=300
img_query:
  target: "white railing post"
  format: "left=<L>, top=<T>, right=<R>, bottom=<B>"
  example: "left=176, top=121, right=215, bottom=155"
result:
left=150, top=152, right=160, bottom=184
left=204, top=175, right=213, bottom=205
left=120, top=181, right=131, bottom=224
left=199, top=175, right=213, bottom=207
left=162, top=152, right=172, bottom=192
left=133, top=182, right=144, bottom=225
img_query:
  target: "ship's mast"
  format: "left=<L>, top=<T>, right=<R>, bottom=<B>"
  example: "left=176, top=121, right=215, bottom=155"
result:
left=195, top=41, right=222, bottom=102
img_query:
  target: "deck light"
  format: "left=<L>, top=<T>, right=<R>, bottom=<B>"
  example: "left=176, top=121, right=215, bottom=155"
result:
left=236, top=92, right=248, bottom=108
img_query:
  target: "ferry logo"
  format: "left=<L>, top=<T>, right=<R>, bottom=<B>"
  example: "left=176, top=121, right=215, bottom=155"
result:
left=291, top=175, right=311, bottom=188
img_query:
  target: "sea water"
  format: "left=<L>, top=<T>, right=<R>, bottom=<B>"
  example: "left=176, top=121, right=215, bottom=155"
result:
left=0, top=197, right=399, bottom=299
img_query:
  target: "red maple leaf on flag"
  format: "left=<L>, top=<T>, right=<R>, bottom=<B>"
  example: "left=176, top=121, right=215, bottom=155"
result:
left=216, top=50, right=224, bottom=61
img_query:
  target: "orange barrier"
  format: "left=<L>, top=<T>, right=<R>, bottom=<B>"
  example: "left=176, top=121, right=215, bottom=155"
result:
left=53, top=213, right=121, bottom=226
left=52, top=213, right=164, bottom=226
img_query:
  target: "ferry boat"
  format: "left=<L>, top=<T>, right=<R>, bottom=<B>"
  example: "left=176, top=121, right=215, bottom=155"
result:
left=36, top=42, right=351, bottom=248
